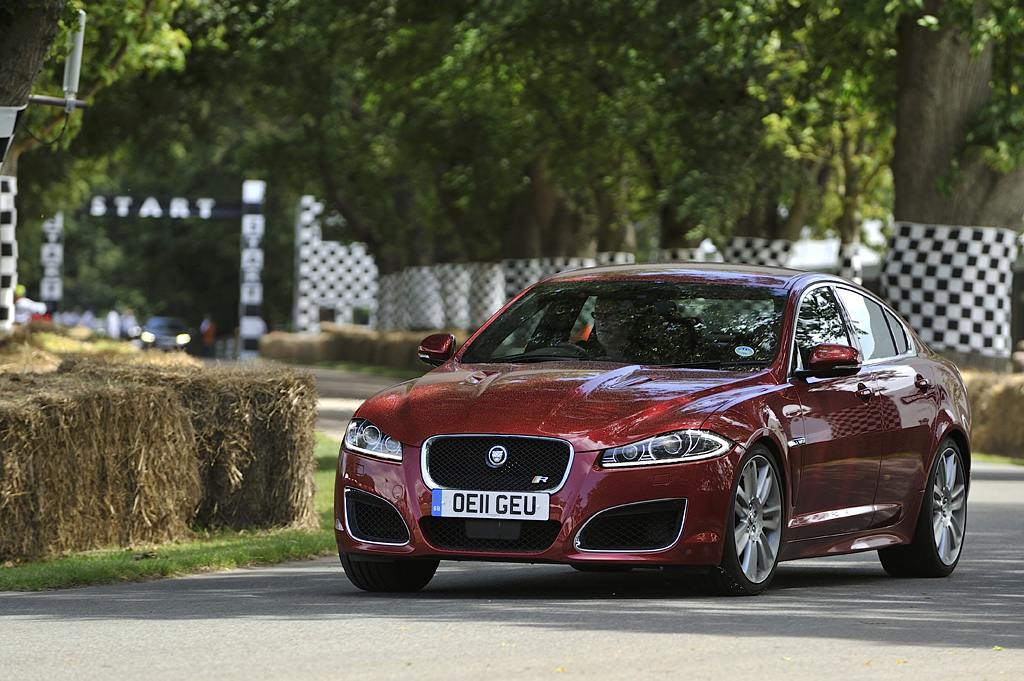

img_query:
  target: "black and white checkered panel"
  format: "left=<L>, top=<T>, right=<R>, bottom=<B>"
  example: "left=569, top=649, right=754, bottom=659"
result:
left=881, top=222, right=1019, bottom=357
left=376, top=272, right=402, bottom=330
left=837, top=242, right=862, bottom=284
left=401, top=266, right=446, bottom=330
left=304, top=241, right=378, bottom=329
left=721, top=237, right=794, bottom=267
left=501, top=258, right=547, bottom=302
left=501, top=257, right=598, bottom=301
left=469, top=263, right=506, bottom=329
left=436, top=264, right=471, bottom=329
left=0, top=176, right=17, bottom=330
left=657, top=248, right=705, bottom=262
left=1, top=106, right=23, bottom=166
left=595, top=251, right=636, bottom=266
left=238, top=180, right=266, bottom=359
left=292, top=195, right=378, bottom=333
left=372, top=253, right=633, bottom=331
left=293, top=195, right=325, bottom=332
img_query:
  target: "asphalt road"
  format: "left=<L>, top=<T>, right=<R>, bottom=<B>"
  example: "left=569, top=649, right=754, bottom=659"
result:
left=305, top=365, right=407, bottom=440
left=1, top=368, right=1022, bottom=680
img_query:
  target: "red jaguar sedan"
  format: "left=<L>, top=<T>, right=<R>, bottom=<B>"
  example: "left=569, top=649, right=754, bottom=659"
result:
left=334, top=264, right=971, bottom=595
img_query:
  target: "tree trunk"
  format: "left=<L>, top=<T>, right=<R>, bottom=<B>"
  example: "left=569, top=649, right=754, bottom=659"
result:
left=894, top=0, right=1024, bottom=228
left=0, top=2, right=65, bottom=105
left=593, top=181, right=635, bottom=254
left=0, top=1, right=66, bottom=171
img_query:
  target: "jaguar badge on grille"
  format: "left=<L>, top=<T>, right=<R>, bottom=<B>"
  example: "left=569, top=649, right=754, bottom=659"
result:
left=486, top=445, right=509, bottom=468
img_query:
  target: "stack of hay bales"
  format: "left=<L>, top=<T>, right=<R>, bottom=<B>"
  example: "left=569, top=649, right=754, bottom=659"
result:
left=0, top=373, right=199, bottom=561
left=259, top=322, right=468, bottom=372
left=962, top=371, right=1024, bottom=459
left=0, top=357, right=318, bottom=562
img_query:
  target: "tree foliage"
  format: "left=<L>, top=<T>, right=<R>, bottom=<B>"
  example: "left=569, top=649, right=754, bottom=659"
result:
left=8, top=0, right=1024, bottom=332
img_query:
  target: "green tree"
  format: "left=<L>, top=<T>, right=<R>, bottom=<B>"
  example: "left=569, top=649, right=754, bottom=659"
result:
left=893, top=0, right=1024, bottom=228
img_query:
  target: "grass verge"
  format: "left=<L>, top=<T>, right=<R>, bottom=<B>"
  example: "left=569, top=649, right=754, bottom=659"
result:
left=0, top=434, right=341, bottom=592
left=975, top=452, right=1024, bottom=466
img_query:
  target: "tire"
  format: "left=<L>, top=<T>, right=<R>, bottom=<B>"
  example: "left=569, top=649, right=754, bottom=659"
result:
left=340, top=552, right=439, bottom=592
left=691, top=446, right=784, bottom=596
left=878, top=438, right=967, bottom=578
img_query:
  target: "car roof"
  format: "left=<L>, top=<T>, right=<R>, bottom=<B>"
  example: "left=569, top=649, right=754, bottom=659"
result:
left=540, top=262, right=835, bottom=290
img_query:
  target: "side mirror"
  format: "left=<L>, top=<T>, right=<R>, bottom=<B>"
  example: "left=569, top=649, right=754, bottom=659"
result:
left=796, top=343, right=861, bottom=379
left=418, top=333, right=456, bottom=366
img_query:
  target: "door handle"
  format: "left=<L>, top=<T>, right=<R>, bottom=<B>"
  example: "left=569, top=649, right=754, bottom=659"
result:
left=915, top=374, right=931, bottom=392
left=856, top=383, right=873, bottom=401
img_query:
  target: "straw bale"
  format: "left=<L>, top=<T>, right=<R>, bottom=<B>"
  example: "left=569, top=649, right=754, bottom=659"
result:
left=0, top=340, right=60, bottom=374
left=963, top=371, right=1024, bottom=459
left=259, top=332, right=331, bottom=364
left=0, top=374, right=199, bottom=561
left=58, top=358, right=319, bottom=530
left=263, top=323, right=470, bottom=372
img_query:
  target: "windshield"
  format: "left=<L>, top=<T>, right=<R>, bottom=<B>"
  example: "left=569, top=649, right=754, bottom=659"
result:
left=461, top=281, right=786, bottom=368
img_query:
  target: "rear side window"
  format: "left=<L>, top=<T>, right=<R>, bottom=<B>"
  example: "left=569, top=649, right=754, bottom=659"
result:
left=836, top=288, right=898, bottom=361
left=884, top=309, right=910, bottom=354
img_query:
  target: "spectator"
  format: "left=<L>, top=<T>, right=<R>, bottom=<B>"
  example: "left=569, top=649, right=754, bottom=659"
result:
left=200, top=313, right=217, bottom=358
left=13, top=285, right=47, bottom=324
left=121, top=309, right=139, bottom=339
left=106, top=309, right=121, bottom=338
left=61, top=307, right=82, bottom=328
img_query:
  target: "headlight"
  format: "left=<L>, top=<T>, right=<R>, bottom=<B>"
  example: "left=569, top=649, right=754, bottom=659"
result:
left=176, top=333, right=191, bottom=345
left=345, top=418, right=403, bottom=461
left=600, top=430, right=732, bottom=468
left=140, top=331, right=155, bottom=343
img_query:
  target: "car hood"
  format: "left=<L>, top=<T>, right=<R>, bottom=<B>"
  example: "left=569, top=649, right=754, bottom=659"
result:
left=355, top=361, right=775, bottom=452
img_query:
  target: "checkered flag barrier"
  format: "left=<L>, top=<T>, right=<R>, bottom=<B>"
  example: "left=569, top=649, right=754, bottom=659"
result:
left=372, top=253, right=636, bottom=332
left=502, top=256, right=597, bottom=301
left=0, top=176, right=17, bottom=330
left=881, top=222, right=1019, bottom=358
left=657, top=248, right=705, bottom=262
left=376, top=264, right=505, bottom=331
left=595, top=251, right=636, bottom=266
left=721, top=237, right=794, bottom=267
left=837, top=242, right=862, bottom=284
left=292, top=195, right=378, bottom=333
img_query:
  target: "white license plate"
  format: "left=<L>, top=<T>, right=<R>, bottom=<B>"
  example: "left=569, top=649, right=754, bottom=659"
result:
left=431, top=489, right=549, bottom=521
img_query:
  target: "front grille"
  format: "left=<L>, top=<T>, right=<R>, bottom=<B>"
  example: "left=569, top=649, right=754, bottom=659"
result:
left=575, top=499, right=686, bottom=552
left=423, top=435, right=571, bottom=492
left=345, top=489, right=410, bottom=544
left=421, top=517, right=562, bottom=553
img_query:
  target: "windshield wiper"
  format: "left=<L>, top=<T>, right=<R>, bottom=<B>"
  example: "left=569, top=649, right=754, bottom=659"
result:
left=489, top=354, right=587, bottom=363
left=655, top=360, right=767, bottom=370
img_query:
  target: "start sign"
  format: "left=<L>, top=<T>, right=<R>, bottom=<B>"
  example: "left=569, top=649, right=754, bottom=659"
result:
left=89, top=195, right=218, bottom=219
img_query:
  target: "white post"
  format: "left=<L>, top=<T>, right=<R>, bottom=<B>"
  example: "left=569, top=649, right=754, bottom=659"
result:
left=40, top=212, right=64, bottom=306
left=238, top=180, right=266, bottom=359
left=0, top=177, right=17, bottom=330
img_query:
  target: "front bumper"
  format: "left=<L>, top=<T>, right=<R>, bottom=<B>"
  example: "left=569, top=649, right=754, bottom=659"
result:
left=335, top=443, right=740, bottom=568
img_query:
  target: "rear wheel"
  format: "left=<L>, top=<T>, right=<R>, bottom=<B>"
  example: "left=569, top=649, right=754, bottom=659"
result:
left=878, top=439, right=967, bottom=578
left=691, top=446, right=783, bottom=596
left=340, top=552, right=439, bottom=592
